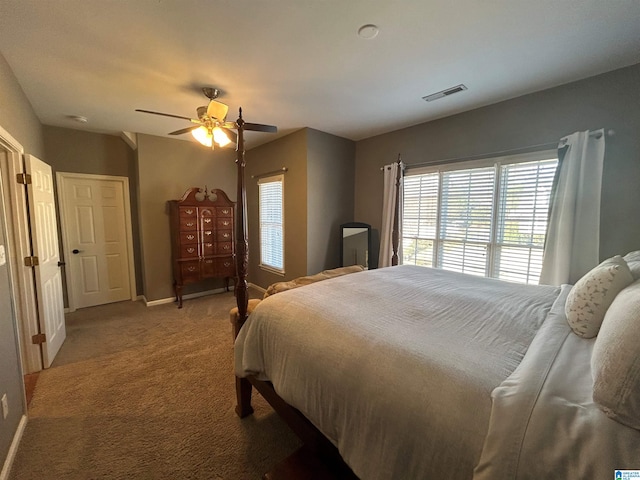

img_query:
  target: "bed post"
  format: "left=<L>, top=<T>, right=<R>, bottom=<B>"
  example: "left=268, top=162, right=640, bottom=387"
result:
left=391, top=154, right=402, bottom=266
left=234, top=108, right=254, bottom=418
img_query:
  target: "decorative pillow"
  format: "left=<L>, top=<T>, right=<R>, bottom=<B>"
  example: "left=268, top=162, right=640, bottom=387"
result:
left=565, top=255, right=634, bottom=338
left=592, top=279, right=640, bottom=430
left=624, top=250, right=640, bottom=281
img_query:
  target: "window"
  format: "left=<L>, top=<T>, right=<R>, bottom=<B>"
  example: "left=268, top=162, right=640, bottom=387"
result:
left=258, top=174, right=284, bottom=273
left=402, top=151, right=558, bottom=284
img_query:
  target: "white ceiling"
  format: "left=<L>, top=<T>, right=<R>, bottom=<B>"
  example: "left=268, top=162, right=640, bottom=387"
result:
left=1, top=0, right=639, bottom=149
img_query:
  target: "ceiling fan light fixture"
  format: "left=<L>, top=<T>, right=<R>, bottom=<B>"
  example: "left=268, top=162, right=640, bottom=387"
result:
left=192, top=126, right=213, bottom=147
left=212, top=127, right=232, bottom=147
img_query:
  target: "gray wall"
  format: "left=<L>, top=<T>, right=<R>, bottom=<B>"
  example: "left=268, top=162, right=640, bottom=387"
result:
left=0, top=50, right=41, bottom=470
left=0, top=170, right=25, bottom=471
left=42, top=126, right=143, bottom=298
left=355, top=63, right=640, bottom=263
left=306, top=128, right=355, bottom=274
left=136, top=133, right=237, bottom=302
left=246, top=129, right=308, bottom=288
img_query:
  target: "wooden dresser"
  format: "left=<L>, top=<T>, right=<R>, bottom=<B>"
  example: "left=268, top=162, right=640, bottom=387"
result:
left=168, top=187, right=235, bottom=308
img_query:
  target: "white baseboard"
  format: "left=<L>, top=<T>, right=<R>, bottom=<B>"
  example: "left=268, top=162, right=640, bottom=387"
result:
left=143, top=286, right=235, bottom=307
left=1, top=414, right=27, bottom=480
left=249, top=282, right=266, bottom=295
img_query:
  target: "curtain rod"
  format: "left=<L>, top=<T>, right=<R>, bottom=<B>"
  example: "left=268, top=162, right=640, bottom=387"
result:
left=381, top=129, right=615, bottom=171
left=251, top=167, right=288, bottom=179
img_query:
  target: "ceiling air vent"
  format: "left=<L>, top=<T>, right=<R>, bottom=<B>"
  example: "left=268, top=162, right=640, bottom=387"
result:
left=422, top=84, right=468, bottom=102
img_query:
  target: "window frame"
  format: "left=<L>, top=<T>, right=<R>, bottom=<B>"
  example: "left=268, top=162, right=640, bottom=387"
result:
left=402, top=149, right=558, bottom=284
left=258, top=174, right=285, bottom=275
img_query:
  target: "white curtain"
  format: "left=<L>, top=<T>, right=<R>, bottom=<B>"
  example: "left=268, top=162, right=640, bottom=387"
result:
left=540, top=129, right=605, bottom=285
left=379, top=160, right=402, bottom=268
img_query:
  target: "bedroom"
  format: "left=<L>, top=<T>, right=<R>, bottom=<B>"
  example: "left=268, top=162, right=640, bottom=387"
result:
left=2, top=1, right=640, bottom=478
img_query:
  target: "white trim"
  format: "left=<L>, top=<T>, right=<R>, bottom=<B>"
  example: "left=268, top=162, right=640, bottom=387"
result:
left=0, top=414, right=27, bottom=480
left=143, top=286, right=235, bottom=307
left=56, top=172, right=137, bottom=312
left=249, top=282, right=266, bottom=295
left=0, top=126, right=41, bottom=374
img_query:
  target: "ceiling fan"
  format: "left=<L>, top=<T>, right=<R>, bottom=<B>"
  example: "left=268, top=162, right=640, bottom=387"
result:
left=136, top=87, right=276, bottom=148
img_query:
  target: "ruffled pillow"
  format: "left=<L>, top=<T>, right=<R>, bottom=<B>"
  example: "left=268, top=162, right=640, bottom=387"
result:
left=592, top=279, right=640, bottom=430
left=624, top=250, right=640, bottom=280
left=565, top=256, right=634, bottom=338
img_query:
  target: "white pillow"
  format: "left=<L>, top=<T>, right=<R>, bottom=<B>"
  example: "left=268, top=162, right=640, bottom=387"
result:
left=624, top=250, right=640, bottom=280
left=565, top=255, right=634, bottom=338
left=592, top=279, right=640, bottom=430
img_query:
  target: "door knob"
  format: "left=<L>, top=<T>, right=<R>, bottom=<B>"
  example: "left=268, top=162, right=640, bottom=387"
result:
left=57, top=261, right=66, bottom=267
left=72, top=249, right=81, bottom=254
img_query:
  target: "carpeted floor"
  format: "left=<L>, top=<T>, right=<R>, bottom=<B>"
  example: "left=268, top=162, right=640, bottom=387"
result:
left=9, top=293, right=300, bottom=480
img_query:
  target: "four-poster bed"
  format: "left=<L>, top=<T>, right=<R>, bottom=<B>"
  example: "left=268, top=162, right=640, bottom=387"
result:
left=230, top=110, right=640, bottom=479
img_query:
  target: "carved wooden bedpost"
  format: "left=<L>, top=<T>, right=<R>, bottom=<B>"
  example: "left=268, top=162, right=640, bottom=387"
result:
left=234, top=108, right=254, bottom=418
left=391, top=154, right=402, bottom=266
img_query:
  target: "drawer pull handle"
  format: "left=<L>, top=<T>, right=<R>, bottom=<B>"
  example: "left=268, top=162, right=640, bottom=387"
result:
left=187, top=234, right=195, bottom=240
left=204, top=218, right=211, bottom=223
left=205, top=231, right=212, bottom=236
left=206, top=243, right=212, bottom=247
left=223, top=221, right=230, bottom=226
left=187, top=266, right=196, bottom=272
left=185, top=209, right=194, bottom=214
left=223, top=233, right=230, bottom=238
left=206, top=260, right=213, bottom=264
left=222, top=209, right=229, bottom=214
left=187, top=248, right=195, bottom=253
left=223, top=245, right=230, bottom=250
left=224, top=262, right=231, bottom=267
left=186, top=222, right=194, bottom=227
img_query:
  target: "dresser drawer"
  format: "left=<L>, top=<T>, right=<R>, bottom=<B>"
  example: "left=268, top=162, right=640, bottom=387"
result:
left=179, top=207, right=197, bottom=218
left=216, top=257, right=235, bottom=276
left=216, top=218, right=233, bottom=229
left=179, top=231, right=198, bottom=245
left=202, top=229, right=214, bottom=241
left=178, top=218, right=198, bottom=231
left=202, top=242, right=215, bottom=256
left=201, top=258, right=216, bottom=276
left=216, top=207, right=233, bottom=217
left=179, top=244, right=199, bottom=258
left=180, top=261, right=200, bottom=281
left=216, top=230, right=233, bottom=242
left=201, top=216, right=214, bottom=228
left=216, top=242, right=233, bottom=255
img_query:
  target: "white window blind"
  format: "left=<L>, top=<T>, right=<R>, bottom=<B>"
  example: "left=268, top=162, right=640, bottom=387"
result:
left=402, top=152, right=558, bottom=284
left=258, top=175, right=284, bottom=273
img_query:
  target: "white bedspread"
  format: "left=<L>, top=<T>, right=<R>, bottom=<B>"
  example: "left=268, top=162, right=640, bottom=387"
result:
left=475, top=286, right=640, bottom=479
left=235, top=265, right=561, bottom=479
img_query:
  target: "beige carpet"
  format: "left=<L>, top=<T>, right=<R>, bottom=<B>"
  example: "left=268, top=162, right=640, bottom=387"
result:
left=9, top=293, right=300, bottom=480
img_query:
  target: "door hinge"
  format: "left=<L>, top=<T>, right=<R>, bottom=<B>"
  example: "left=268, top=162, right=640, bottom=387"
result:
left=24, top=256, right=39, bottom=267
left=32, top=333, right=46, bottom=345
left=16, top=173, right=32, bottom=184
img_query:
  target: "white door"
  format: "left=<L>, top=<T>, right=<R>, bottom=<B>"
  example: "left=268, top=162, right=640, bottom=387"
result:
left=24, top=154, right=66, bottom=368
left=58, top=174, right=132, bottom=309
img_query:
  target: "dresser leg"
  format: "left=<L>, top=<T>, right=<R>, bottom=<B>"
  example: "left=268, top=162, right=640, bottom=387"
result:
left=175, top=284, right=183, bottom=309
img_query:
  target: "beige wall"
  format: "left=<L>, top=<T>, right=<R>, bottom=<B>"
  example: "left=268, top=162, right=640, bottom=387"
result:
left=246, top=129, right=308, bottom=288
left=306, top=128, right=355, bottom=274
left=42, top=126, right=143, bottom=297
left=355, top=63, right=640, bottom=265
left=136, top=133, right=237, bottom=302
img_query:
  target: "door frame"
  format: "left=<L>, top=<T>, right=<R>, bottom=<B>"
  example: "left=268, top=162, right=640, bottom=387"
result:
left=56, top=172, right=137, bottom=312
left=0, top=125, right=41, bottom=375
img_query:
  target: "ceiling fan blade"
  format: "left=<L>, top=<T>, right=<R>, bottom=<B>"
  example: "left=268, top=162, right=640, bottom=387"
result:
left=136, top=109, right=196, bottom=122
left=169, top=125, right=201, bottom=135
left=244, top=123, right=277, bottom=133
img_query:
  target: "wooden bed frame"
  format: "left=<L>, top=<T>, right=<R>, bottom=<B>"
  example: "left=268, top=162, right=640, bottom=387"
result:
left=231, top=110, right=401, bottom=476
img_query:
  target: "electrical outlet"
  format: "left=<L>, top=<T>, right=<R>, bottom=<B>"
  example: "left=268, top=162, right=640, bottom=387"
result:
left=1, top=394, right=7, bottom=419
